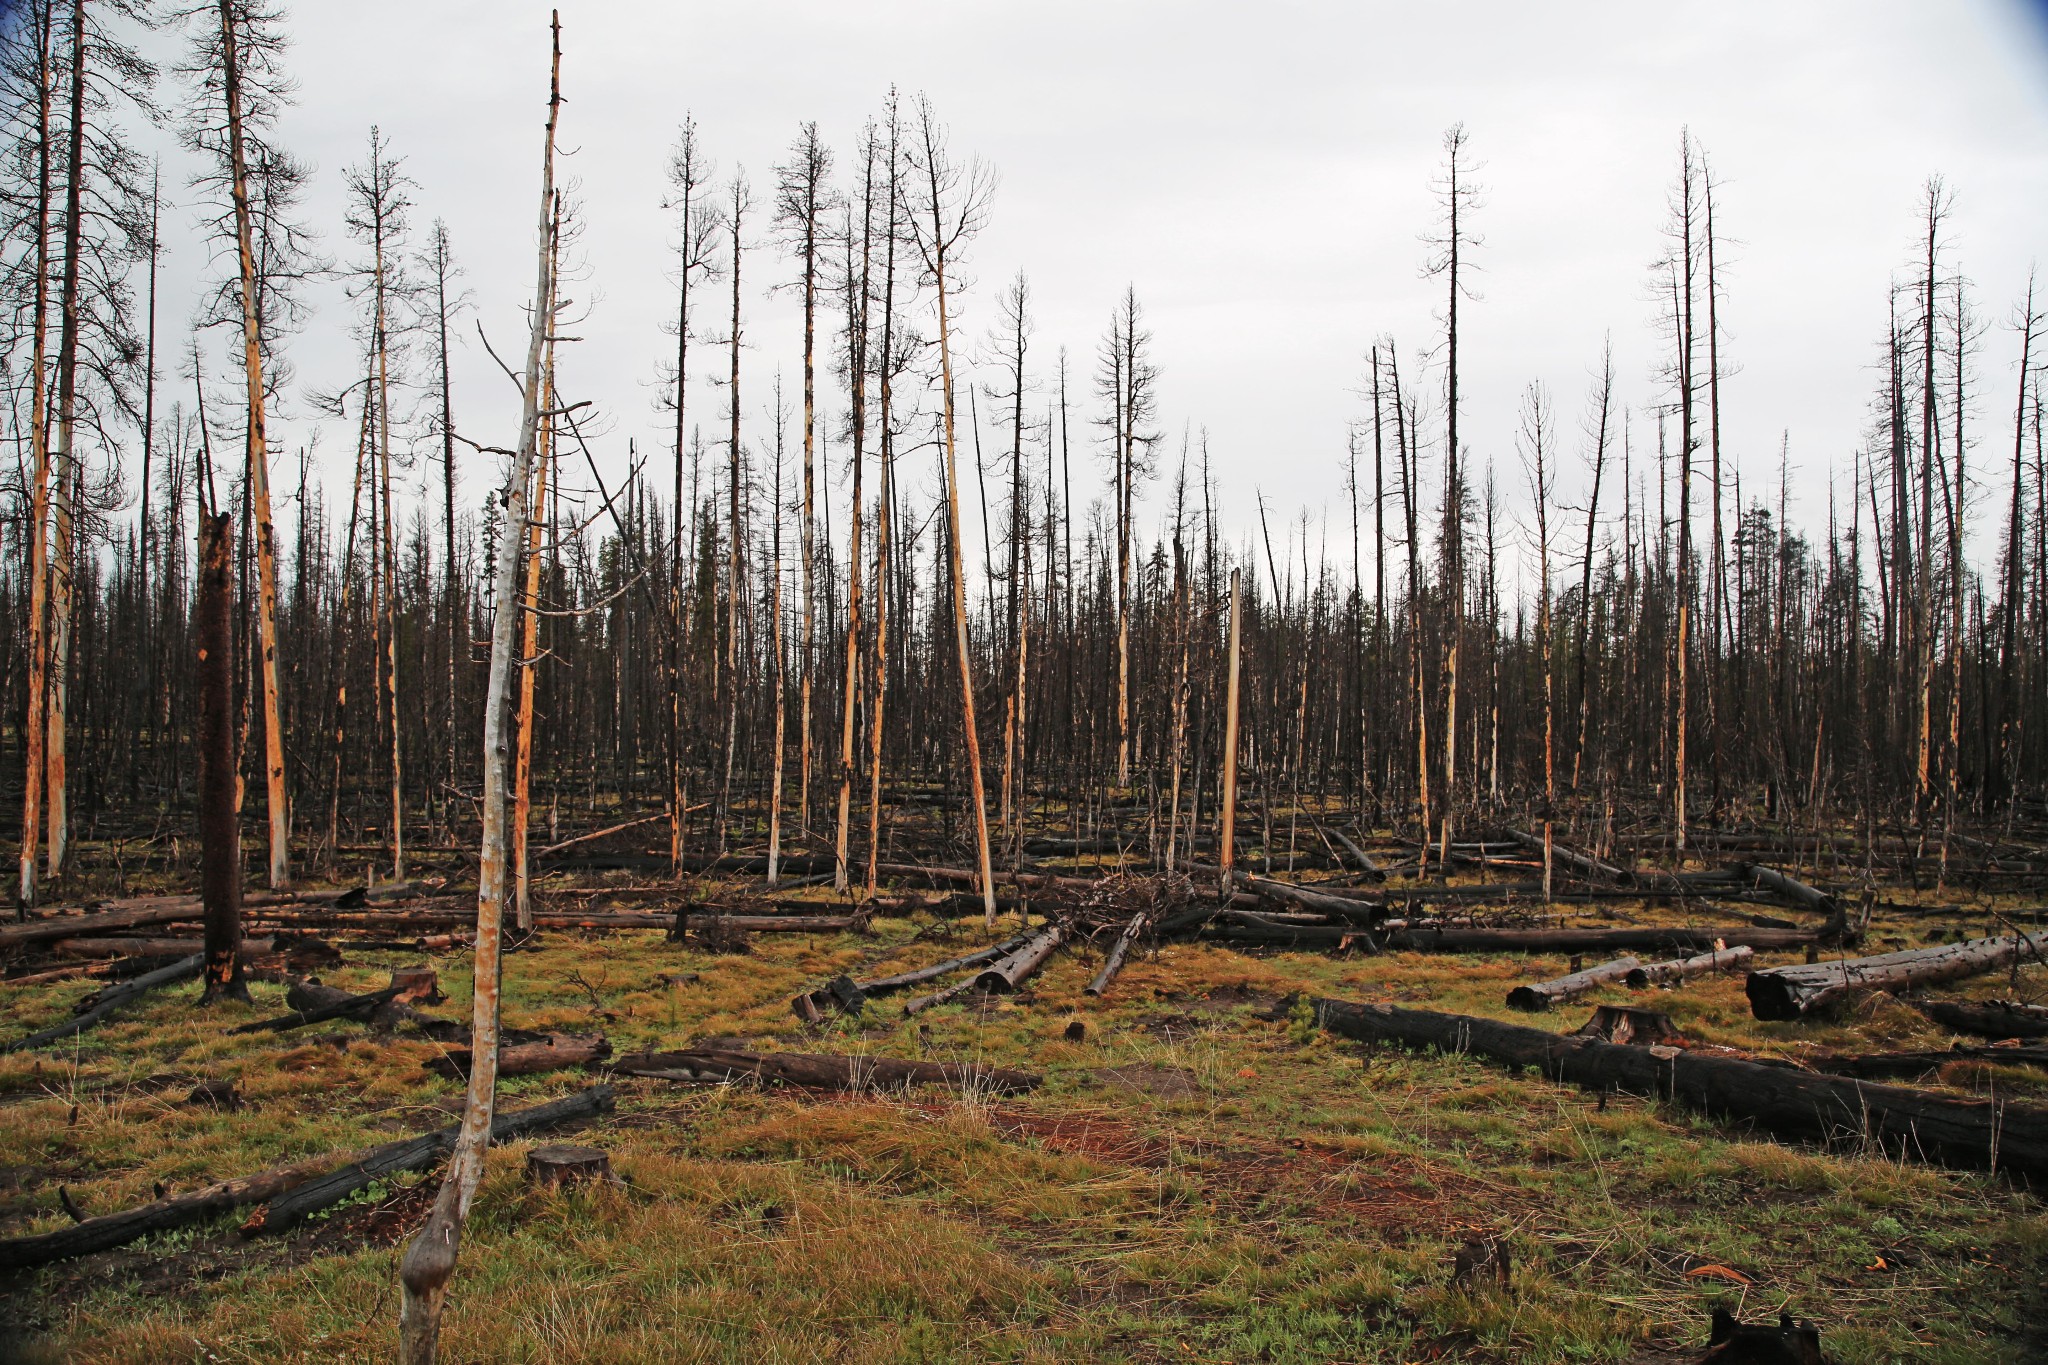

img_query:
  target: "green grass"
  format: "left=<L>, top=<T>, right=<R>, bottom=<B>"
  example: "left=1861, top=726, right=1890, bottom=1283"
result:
left=0, top=878, right=2043, bottom=1363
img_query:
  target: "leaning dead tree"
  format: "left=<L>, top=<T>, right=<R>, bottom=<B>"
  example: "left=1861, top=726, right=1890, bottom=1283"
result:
left=395, top=13, right=560, bottom=1362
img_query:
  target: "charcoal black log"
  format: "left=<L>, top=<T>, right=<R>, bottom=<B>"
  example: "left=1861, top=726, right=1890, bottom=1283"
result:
left=611, top=1046, right=1038, bottom=1094
left=1, top=954, right=203, bottom=1053
left=1310, top=996, right=2048, bottom=1179
left=1915, top=999, right=2048, bottom=1040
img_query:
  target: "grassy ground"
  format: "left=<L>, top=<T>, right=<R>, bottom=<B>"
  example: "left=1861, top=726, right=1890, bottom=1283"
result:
left=1, top=873, right=2043, bottom=1363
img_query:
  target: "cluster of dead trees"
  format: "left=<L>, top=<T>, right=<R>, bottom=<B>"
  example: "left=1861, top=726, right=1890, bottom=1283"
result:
left=2, top=23, right=2041, bottom=926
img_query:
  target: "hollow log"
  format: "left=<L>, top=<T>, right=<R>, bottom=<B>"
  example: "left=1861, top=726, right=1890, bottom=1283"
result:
left=1915, top=999, right=2048, bottom=1041
left=1625, top=944, right=1753, bottom=988
left=1310, top=996, right=2048, bottom=1179
left=972, top=924, right=1064, bottom=993
left=611, top=1046, right=1038, bottom=1094
left=427, top=1034, right=611, bottom=1078
left=1506, top=957, right=1642, bottom=1011
left=0, top=1086, right=614, bottom=1268
left=1, top=954, right=203, bottom=1053
left=246, top=1085, right=615, bottom=1236
left=1746, top=932, right=2048, bottom=1020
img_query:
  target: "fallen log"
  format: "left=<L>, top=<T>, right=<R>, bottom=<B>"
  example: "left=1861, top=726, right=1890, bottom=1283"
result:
left=1506, top=829, right=1634, bottom=886
left=1310, top=996, right=2048, bottom=1179
left=1741, top=862, right=1841, bottom=915
left=1237, top=872, right=1384, bottom=918
left=1506, top=957, right=1642, bottom=1011
left=244, top=1085, right=615, bottom=1236
left=790, top=931, right=1034, bottom=1022
left=1809, top=1044, right=2048, bottom=1080
left=1208, top=920, right=1828, bottom=954
left=1625, top=944, right=1753, bottom=988
left=0, top=1086, right=614, bottom=1267
left=229, top=983, right=403, bottom=1034
left=283, top=978, right=462, bottom=1040
left=1916, top=999, right=2048, bottom=1041
left=426, top=1033, right=611, bottom=1078
left=972, top=924, right=1065, bottom=993
left=1746, top=932, right=2048, bottom=1020
left=1086, top=914, right=1150, bottom=996
left=611, top=1046, right=1038, bottom=1094
left=1, top=954, right=203, bottom=1053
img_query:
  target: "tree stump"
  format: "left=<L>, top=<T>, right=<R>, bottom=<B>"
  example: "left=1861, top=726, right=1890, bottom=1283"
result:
left=389, top=967, right=443, bottom=1005
left=525, top=1145, right=610, bottom=1188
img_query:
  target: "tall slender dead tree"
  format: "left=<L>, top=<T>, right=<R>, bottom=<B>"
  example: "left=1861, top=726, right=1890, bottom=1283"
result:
left=907, top=93, right=997, bottom=924
left=396, top=13, right=559, bottom=1362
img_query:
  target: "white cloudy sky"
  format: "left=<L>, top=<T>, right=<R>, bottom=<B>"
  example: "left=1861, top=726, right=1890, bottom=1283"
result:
left=132, top=0, right=2048, bottom=582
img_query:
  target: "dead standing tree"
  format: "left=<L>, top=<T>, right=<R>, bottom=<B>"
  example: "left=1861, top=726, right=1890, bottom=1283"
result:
left=1423, top=124, right=1480, bottom=866
left=908, top=94, right=998, bottom=925
left=395, top=12, right=559, bottom=1360
left=183, top=0, right=315, bottom=892
left=196, top=511, right=247, bottom=1002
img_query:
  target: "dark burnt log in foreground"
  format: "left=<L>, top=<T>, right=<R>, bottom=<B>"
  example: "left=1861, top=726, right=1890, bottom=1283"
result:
left=247, top=1085, right=615, bottom=1236
left=0, top=1086, right=614, bottom=1269
left=1625, top=944, right=1753, bottom=988
left=1310, top=996, right=2048, bottom=1179
left=1, top=954, right=204, bottom=1053
left=1746, top=932, right=2048, bottom=1020
left=1916, top=999, right=2048, bottom=1040
left=1506, top=956, right=1642, bottom=1010
left=611, top=1046, right=1039, bottom=1094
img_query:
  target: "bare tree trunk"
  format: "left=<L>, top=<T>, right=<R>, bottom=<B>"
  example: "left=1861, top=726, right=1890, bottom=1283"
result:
left=197, top=513, right=247, bottom=1004
left=15, top=2, right=52, bottom=913
left=218, top=0, right=291, bottom=891
left=912, top=101, right=996, bottom=926
left=1218, top=568, right=1242, bottom=895
left=395, top=15, right=558, bottom=1360
left=511, top=262, right=556, bottom=935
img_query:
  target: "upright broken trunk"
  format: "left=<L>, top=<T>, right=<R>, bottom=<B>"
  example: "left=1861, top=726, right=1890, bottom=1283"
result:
left=197, top=513, right=247, bottom=1003
left=396, top=15, right=560, bottom=1363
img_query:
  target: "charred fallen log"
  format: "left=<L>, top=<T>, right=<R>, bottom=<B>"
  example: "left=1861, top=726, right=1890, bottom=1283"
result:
left=243, top=1085, right=615, bottom=1235
left=0, top=1086, right=614, bottom=1267
left=1, top=954, right=204, bottom=1053
left=610, top=1046, right=1038, bottom=1094
left=1740, top=862, right=1841, bottom=915
left=1915, top=999, right=2048, bottom=1040
left=1746, top=933, right=2048, bottom=1020
left=1310, top=996, right=2048, bottom=1179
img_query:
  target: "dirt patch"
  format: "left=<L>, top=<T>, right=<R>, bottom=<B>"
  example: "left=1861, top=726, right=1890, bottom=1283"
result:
left=983, top=1108, right=1184, bottom=1167
left=1096, top=1063, right=1200, bottom=1098
left=1195, top=982, right=1285, bottom=1015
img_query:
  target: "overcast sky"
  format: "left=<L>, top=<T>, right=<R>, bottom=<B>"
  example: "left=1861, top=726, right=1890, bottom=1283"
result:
left=131, top=0, right=2048, bottom=583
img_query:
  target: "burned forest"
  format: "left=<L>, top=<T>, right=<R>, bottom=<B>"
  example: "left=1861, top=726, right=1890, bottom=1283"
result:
left=3, top=5, right=2048, bottom=1363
